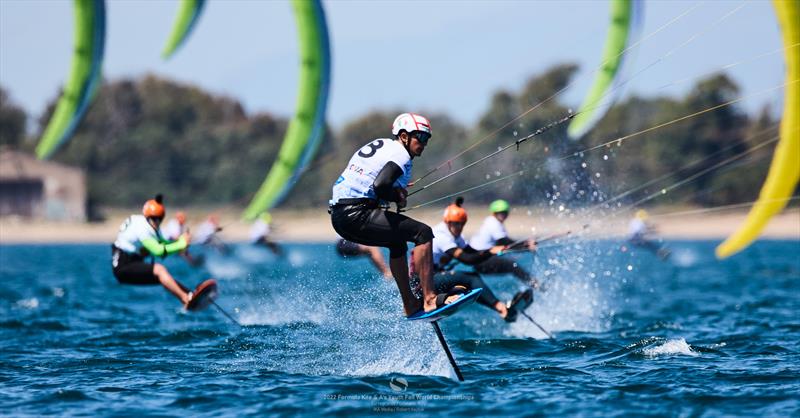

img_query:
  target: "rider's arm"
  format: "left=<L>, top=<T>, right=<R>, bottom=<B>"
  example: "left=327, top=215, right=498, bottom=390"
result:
left=495, top=237, right=514, bottom=246
left=141, top=236, right=188, bottom=257
left=447, top=246, right=493, bottom=265
left=373, top=162, right=404, bottom=202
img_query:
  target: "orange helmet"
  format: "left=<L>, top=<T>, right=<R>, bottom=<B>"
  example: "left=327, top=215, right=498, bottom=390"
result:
left=142, top=195, right=165, bottom=219
left=443, top=197, right=467, bottom=223
left=175, top=211, right=186, bottom=224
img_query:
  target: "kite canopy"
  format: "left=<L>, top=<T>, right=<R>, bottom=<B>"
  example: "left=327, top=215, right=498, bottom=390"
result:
left=567, top=0, right=642, bottom=140
left=35, top=0, right=106, bottom=160
left=162, top=0, right=206, bottom=59
left=716, top=0, right=800, bottom=258
left=243, top=0, right=331, bottom=220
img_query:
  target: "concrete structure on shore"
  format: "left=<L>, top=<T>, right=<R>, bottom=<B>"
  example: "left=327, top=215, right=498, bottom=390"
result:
left=0, top=149, right=86, bottom=221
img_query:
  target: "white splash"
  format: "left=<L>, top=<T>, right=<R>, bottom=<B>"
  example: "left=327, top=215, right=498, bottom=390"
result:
left=344, top=324, right=455, bottom=380
left=237, top=303, right=328, bottom=326
left=506, top=277, right=607, bottom=339
left=205, top=257, right=248, bottom=280
left=16, top=298, right=39, bottom=309
left=287, top=250, right=308, bottom=267
left=671, top=248, right=698, bottom=268
left=237, top=287, right=329, bottom=326
left=234, top=245, right=275, bottom=264
left=643, top=338, right=698, bottom=357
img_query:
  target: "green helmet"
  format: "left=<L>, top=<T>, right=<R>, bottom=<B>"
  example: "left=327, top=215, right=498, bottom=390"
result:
left=489, top=199, right=510, bottom=213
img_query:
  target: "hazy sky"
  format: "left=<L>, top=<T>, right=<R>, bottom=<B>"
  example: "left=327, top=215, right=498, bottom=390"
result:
left=0, top=0, right=787, bottom=130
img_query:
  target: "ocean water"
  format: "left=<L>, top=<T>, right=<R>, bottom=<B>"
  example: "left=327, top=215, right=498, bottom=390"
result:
left=1, top=240, right=798, bottom=416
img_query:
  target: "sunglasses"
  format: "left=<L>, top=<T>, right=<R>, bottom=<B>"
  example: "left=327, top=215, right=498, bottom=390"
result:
left=412, top=131, right=431, bottom=145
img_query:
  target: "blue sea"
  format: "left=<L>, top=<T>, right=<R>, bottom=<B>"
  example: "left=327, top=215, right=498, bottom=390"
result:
left=1, top=240, right=798, bottom=416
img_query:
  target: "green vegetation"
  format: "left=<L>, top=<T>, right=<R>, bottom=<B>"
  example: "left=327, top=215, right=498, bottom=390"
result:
left=0, top=87, right=27, bottom=148
left=1, top=65, right=779, bottom=211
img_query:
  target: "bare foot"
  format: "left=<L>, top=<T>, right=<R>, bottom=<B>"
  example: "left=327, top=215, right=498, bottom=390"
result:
left=420, top=294, right=462, bottom=313
left=423, top=298, right=438, bottom=312
left=444, top=294, right=461, bottom=304
left=495, top=301, right=508, bottom=318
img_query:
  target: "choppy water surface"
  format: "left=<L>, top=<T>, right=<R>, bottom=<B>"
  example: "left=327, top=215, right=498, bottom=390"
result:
left=1, top=240, right=798, bottom=416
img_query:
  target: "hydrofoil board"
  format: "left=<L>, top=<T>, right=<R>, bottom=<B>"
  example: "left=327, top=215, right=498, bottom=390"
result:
left=407, top=288, right=482, bottom=322
left=185, top=279, right=218, bottom=312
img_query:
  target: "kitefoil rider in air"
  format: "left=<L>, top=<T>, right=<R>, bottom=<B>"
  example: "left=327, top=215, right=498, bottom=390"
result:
left=111, top=195, right=199, bottom=308
left=329, top=113, right=438, bottom=316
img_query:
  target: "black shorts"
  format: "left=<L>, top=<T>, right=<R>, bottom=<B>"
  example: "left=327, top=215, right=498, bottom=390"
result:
left=336, top=238, right=363, bottom=257
left=433, top=270, right=500, bottom=308
left=330, top=200, right=433, bottom=258
left=474, top=256, right=532, bottom=283
left=111, top=245, right=159, bottom=285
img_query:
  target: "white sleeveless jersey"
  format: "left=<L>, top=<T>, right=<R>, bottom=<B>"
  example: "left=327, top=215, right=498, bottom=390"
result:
left=114, top=214, right=161, bottom=254
left=469, top=216, right=509, bottom=250
left=432, top=222, right=467, bottom=268
left=331, top=138, right=412, bottom=205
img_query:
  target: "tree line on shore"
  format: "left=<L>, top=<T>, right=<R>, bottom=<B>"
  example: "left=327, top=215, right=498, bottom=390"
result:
left=0, top=63, right=780, bottom=215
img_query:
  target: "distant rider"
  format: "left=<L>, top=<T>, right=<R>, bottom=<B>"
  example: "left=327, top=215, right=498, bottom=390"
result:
left=161, top=211, right=186, bottom=241
left=627, top=209, right=670, bottom=259
left=250, top=212, right=283, bottom=256
left=195, top=214, right=229, bottom=254
left=469, top=199, right=540, bottom=288
left=335, top=236, right=393, bottom=280
left=329, top=112, right=437, bottom=315
left=160, top=210, right=203, bottom=266
left=111, top=195, right=196, bottom=308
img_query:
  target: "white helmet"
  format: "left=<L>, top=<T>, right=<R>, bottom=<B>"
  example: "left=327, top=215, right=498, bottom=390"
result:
left=392, top=113, right=432, bottom=137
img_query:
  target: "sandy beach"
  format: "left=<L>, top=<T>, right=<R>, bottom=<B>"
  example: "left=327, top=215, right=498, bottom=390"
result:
left=1, top=207, right=798, bottom=244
